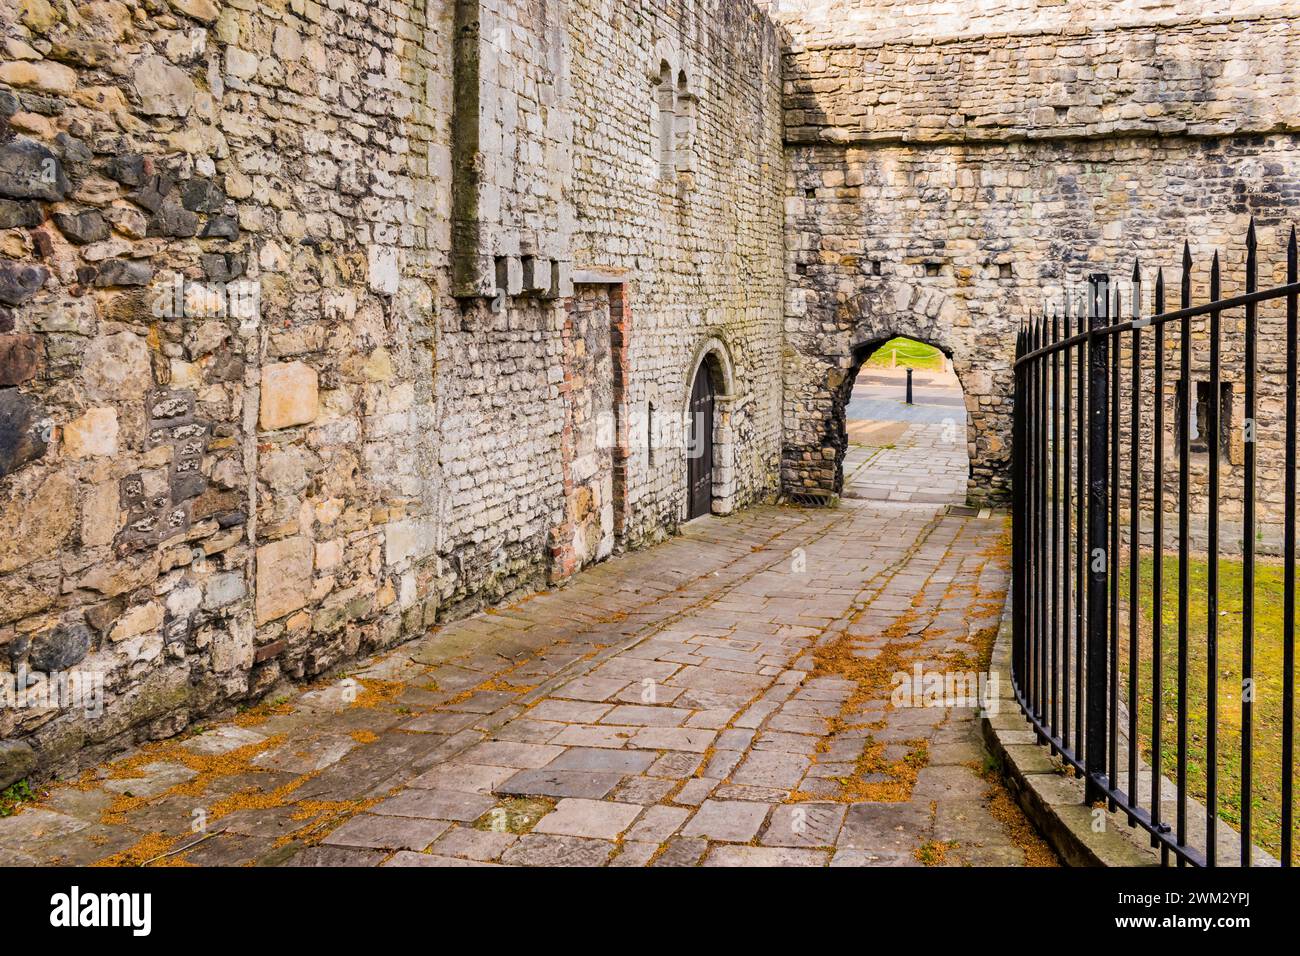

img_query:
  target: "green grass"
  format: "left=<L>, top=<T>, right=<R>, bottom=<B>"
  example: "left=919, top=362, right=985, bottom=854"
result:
left=864, top=337, right=945, bottom=372
left=1118, top=553, right=1297, bottom=864
left=0, top=780, right=35, bottom=818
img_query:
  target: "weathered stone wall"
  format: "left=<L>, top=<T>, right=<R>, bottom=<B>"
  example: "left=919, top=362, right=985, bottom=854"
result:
left=567, top=0, right=786, bottom=545
left=765, top=0, right=1294, bottom=47
left=4, top=0, right=1297, bottom=788
left=0, top=0, right=454, bottom=779
left=555, top=285, right=616, bottom=576
left=783, top=14, right=1300, bottom=145
left=434, top=0, right=786, bottom=608
left=784, top=135, right=1300, bottom=501
left=779, top=0, right=1300, bottom=502
left=0, top=0, right=785, bottom=784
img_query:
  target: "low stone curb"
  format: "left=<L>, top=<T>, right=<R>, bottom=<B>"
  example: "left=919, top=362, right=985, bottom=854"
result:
left=980, top=594, right=1158, bottom=867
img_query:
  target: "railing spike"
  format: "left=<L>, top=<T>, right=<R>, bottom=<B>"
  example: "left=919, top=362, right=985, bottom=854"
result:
left=1183, top=240, right=1193, bottom=269
left=1132, top=261, right=1142, bottom=319
left=1247, top=217, right=1257, bottom=252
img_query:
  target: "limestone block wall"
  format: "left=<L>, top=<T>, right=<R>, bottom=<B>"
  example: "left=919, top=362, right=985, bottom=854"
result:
left=784, top=135, right=1300, bottom=502
left=782, top=12, right=1300, bottom=145
left=0, top=0, right=456, bottom=780
left=438, top=0, right=785, bottom=604
left=764, top=0, right=1295, bottom=47
left=434, top=296, right=568, bottom=619
left=779, top=0, right=1300, bottom=502
left=567, top=0, right=786, bottom=545
left=450, top=0, right=572, bottom=297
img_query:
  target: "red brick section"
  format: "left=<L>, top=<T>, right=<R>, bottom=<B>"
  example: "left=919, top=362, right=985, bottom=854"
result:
left=550, top=284, right=631, bottom=583
left=550, top=296, right=581, bottom=583
left=608, top=283, right=631, bottom=543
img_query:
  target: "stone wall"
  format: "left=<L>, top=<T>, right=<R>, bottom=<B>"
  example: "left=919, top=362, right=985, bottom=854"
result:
left=0, top=0, right=785, bottom=785
left=4, top=0, right=1298, bottom=788
left=0, top=0, right=455, bottom=779
left=784, top=14, right=1300, bottom=145
left=779, top=0, right=1300, bottom=502
left=765, top=0, right=1294, bottom=47
left=567, top=0, right=786, bottom=545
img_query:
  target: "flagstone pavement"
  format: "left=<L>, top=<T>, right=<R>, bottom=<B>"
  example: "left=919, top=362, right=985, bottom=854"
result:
left=0, top=495, right=1055, bottom=867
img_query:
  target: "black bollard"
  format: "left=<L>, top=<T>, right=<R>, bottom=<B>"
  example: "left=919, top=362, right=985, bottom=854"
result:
left=905, top=367, right=913, bottom=404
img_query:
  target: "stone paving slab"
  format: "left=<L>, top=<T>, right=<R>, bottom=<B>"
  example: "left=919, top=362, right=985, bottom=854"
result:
left=0, top=493, right=1055, bottom=868
left=532, top=798, right=642, bottom=840
left=324, top=814, right=450, bottom=852
left=704, top=846, right=832, bottom=866
left=497, top=768, right=624, bottom=800
left=681, top=800, right=772, bottom=842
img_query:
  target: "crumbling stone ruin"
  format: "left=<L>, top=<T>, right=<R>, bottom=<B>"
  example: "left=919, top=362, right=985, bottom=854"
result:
left=1, top=0, right=1297, bottom=786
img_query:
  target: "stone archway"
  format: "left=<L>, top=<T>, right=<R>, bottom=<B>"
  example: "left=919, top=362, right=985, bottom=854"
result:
left=782, top=281, right=1009, bottom=505
left=681, top=337, right=739, bottom=518
left=832, top=328, right=972, bottom=498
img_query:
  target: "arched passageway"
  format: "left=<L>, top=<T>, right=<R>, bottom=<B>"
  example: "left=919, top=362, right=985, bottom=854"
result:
left=840, top=336, right=971, bottom=505
left=782, top=283, right=1012, bottom=507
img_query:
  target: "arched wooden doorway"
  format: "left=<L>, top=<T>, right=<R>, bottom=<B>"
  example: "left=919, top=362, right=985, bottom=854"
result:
left=686, top=362, right=715, bottom=519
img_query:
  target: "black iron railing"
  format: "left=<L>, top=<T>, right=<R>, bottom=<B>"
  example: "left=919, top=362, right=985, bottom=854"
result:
left=1013, top=221, right=1300, bottom=867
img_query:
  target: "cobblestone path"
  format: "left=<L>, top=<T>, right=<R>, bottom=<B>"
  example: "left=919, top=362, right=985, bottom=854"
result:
left=0, top=499, right=1053, bottom=867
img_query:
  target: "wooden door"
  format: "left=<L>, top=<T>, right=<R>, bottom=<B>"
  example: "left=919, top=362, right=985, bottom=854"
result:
left=687, top=367, right=714, bottom=519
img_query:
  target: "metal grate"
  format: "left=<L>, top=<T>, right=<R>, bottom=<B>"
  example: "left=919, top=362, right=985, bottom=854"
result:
left=786, top=490, right=837, bottom=509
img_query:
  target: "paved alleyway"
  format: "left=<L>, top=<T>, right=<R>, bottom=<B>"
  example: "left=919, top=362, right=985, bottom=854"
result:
left=0, top=496, right=1051, bottom=867
left=843, top=365, right=970, bottom=505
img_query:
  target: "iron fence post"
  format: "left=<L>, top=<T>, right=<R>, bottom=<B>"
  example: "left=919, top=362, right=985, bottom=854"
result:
left=1012, top=330, right=1025, bottom=691
left=1086, top=273, right=1110, bottom=805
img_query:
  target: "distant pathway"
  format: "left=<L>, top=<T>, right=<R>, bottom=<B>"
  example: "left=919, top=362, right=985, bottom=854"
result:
left=843, top=365, right=970, bottom=506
